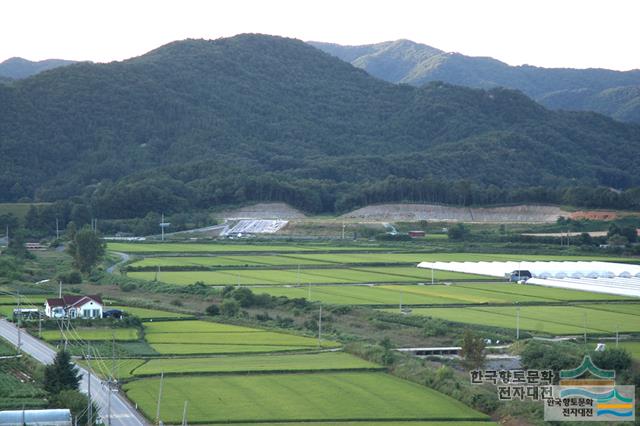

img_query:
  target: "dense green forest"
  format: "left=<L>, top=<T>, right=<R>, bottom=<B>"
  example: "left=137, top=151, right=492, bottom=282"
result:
left=311, top=39, right=640, bottom=123
left=1, top=34, right=640, bottom=219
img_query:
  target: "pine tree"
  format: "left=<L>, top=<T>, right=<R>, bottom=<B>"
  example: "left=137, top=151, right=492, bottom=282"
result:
left=44, top=350, right=81, bottom=394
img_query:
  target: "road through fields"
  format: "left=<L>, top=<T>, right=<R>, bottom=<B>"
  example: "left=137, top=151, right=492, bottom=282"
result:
left=0, top=319, right=148, bottom=426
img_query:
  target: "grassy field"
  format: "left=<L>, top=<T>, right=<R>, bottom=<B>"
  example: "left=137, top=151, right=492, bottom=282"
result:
left=124, top=372, right=487, bottom=423
left=129, top=266, right=486, bottom=286
left=108, top=242, right=387, bottom=253
left=40, top=327, right=139, bottom=342
left=254, top=283, right=631, bottom=306
left=143, top=320, right=337, bottom=354
left=132, top=352, right=379, bottom=376
left=404, top=303, right=640, bottom=335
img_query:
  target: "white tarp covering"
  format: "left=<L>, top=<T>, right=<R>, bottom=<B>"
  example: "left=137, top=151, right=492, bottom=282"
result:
left=222, top=219, right=288, bottom=236
left=417, top=261, right=640, bottom=298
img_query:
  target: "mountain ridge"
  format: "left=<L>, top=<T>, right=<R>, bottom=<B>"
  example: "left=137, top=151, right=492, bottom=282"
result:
left=309, top=40, right=640, bottom=123
left=1, top=34, right=639, bottom=216
left=0, top=57, right=78, bottom=79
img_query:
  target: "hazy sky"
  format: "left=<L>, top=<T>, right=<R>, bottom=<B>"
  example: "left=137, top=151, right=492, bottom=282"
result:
left=2, top=0, right=638, bottom=70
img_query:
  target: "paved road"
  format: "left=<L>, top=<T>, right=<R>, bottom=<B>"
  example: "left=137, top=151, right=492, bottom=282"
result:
left=0, top=319, right=148, bottom=426
left=106, top=251, right=131, bottom=274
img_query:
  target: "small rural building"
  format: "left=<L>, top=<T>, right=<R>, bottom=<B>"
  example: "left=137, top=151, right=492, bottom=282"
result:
left=408, top=230, right=426, bottom=238
left=44, top=295, right=104, bottom=319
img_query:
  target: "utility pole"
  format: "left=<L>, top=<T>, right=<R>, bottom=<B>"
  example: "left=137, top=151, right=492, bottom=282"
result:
left=307, top=283, right=311, bottom=301
left=56, top=218, right=60, bottom=240
left=583, top=313, right=587, bottom=344
left=399, top=290, right=403, bottom=313
left=156, top=372, right=164, bottom=425
left=38, top=310, right=42, bottom=338
left=431, top=267, right=434, bottom=285
left=341, top=223, right=345, bottom=240
left=181, top=400, right=189, bottom=426
left=87, top=343, right=93, bottom=426
left=516, top=304, right=520, bottom=340
left=318, top=306, right=322, bottom=348
left=16, top=291, right=22, bottom=353
left=108, top=333, right=115, bottom=426
left=297, top=265, right=300, bottom=286
left=59, top=281, right=62, bottom=298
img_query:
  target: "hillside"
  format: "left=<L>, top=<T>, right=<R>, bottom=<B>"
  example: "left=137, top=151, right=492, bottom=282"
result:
left=1, top=34, right=640, bottom=218
left=309, top=40, right=640, bottom=123
left=0, top=57, right=77, bottom=79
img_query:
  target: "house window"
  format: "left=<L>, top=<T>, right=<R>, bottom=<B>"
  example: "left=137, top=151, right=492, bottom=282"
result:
left=93, top=309, right=100, bottom=318
left=83, top=309, right=91, bottom=318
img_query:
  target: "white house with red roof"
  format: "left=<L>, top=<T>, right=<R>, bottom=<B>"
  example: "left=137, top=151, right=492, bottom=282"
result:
left=44, top=295, right=104, bottom=319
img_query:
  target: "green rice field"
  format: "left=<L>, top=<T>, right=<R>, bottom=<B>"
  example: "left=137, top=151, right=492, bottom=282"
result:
left=0, top=295, right=48, bottom=305
left=129, top=266, right=486, bottom=286
left=617, top=341, right=640, bottom=360
left=108, top=242, right=386, bottom=254
left=40, top=327, right=139, bottom=342
left=143, top=320, right=338, bottom=354
left=126, top=252, right=639, bottom=268
left=254, top=283, right=631, bottom=305
left=132, top=352, right=379, bottom=376
left=123, top=372, right=488, bottom=423
left=109, top=306, right=193, bottom=319
left=403, top=303, right=640, bottom=335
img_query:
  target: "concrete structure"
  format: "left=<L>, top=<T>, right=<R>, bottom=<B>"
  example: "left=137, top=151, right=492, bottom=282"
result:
left=45, top=295, right=103, bottom=319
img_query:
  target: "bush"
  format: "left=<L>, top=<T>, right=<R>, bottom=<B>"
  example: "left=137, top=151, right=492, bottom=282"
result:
left=205, top=304, right=220, bottom=316
left=56, top=270, right=82, bottom=284
left=591, top=348, right=632, bottom=374
left=221, top=299, right=240, bottom=317
left=375, top=233, right=412, bottom=241
left=120, top=282, right=137, bottom=292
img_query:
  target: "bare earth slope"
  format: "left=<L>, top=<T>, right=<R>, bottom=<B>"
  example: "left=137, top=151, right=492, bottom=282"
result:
left=342, top=204, right=565, bottom=223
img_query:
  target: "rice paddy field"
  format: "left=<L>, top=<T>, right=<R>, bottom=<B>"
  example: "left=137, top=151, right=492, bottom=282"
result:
left=40, top=327, right=140, bottom=342
left=128, top=267, right=487, bottom=286
left=253, top=283, right=633, bottom=305
left=109, top=306, right=193, bottom=319
left=617, top=341, right=640, bottom=360
left=99, top=242, right=640, bottom=424
left=108, top=242, right=387, bottom=253
left=131, top=352, right=380, bottom=376
left=123, top=372, right=488, bottom=423
left=403, top=303, right=640, bottom=335
left=126, top=252, right=638, bottom=268
left=143, top=320, right=338, bottom=355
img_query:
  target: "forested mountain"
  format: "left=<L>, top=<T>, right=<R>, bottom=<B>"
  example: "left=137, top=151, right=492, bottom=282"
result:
left=1, top=34, right=640, bottom=218
left=309, top=40, right=640, bottom=123
left=0, top=57, right=77, bottom=79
